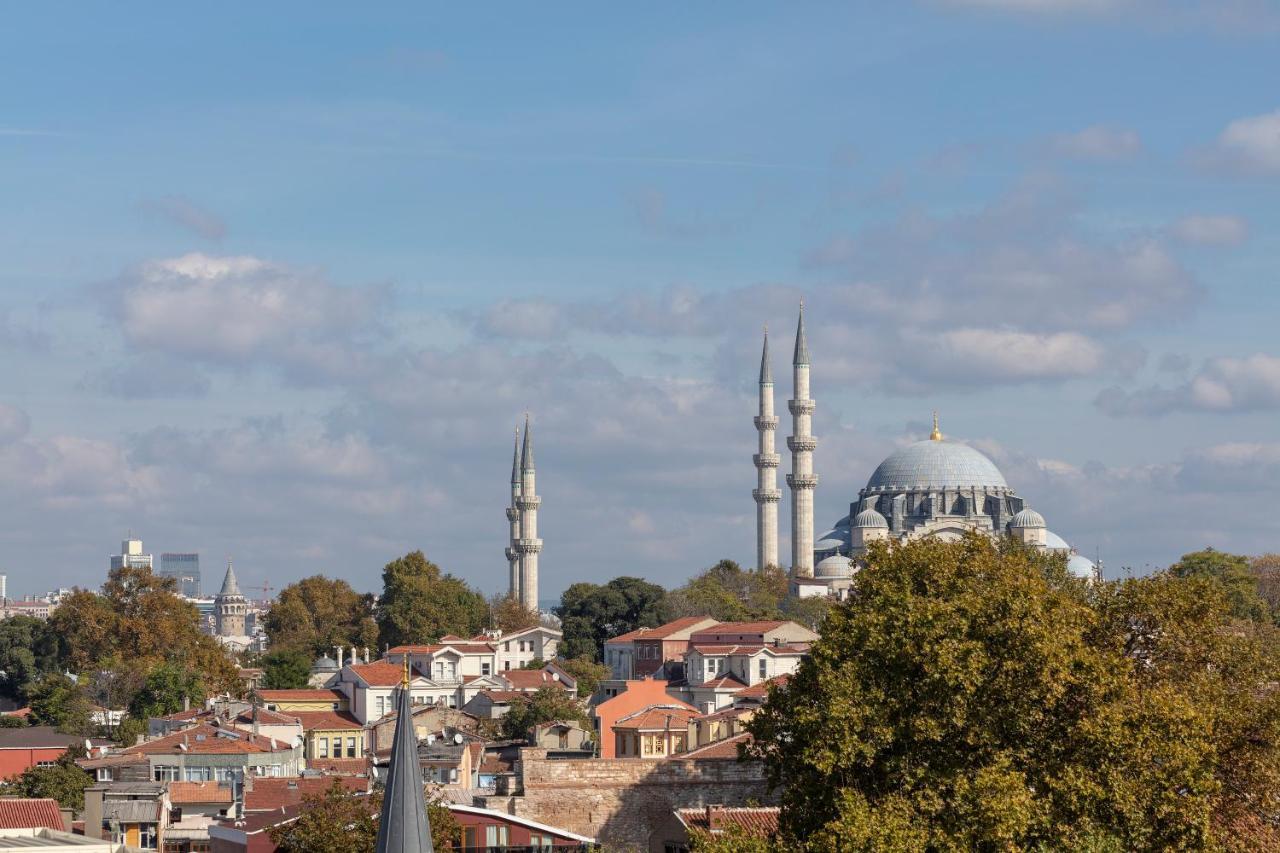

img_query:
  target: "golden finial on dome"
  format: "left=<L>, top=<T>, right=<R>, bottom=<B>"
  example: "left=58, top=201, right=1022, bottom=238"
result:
left=930, top=411, right=943, bottom=441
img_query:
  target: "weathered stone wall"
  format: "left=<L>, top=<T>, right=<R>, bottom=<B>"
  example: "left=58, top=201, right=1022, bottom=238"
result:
left=477, top=748, right=775, bottom=851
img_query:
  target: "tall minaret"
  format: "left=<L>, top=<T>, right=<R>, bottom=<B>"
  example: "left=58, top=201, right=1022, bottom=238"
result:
left=753, top=327, right=781, bottom=569
left=786, top=302, right=817, bottom=578
left=504, top=428, right=522, bottom=602
left=516, top=414, right=542, bottom=611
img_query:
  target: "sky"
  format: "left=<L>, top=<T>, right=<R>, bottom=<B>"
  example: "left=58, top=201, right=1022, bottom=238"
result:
left=1, top=1, right=1278, bottom=601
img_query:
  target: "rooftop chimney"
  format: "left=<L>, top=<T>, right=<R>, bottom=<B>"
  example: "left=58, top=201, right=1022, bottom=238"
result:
left=336, top=646, right=345, bottom=668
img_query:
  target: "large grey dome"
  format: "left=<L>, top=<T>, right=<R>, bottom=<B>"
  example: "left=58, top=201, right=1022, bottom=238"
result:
left=865, top=440, right=1007, bottom=493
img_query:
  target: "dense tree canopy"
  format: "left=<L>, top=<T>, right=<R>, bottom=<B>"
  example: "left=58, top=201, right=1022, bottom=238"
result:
left=489, top=594, right=541, bottom=633
left=261, top=649, right=314, bottom=690
left=25, top=673, right=93, bottom=735
left=268, top=781, right=458, bottom=852
left=745, top=535, right=1280, bottom=851
left=664, top=560, right=789, bottom=622
left=128, top=662, right=205, bottom=720
left=499, top=686, right=591, bottom=741
left=1252, top=553, right=1280, bottom=623
left=262, top=575, right=378, bottom=658
left=555, top=576, right=669, bottom=660
left=554, top=655, right=611, bottom=698
left=376, top=551, right=488, bottom=648
left=1169, top=547, right=1272, bottom=624
left=0, top=615, right=60, bottom=703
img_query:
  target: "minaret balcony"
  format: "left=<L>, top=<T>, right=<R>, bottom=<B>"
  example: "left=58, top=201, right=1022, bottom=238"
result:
left=504, top=548, right=519, bottom=562
left=788, top=399, right=815, bottom=415
left=514, top=538, right=543, bottom=553
left=505, top=507, right=519, bottom=521
left=753, top=416, right=778, bottom=430
left=787, top=436, right=818, bottom=452
left=753, top=488, right=782, bottom=503
left=753, top=453, right=780, bottom=468
left=786, top=474, right=819, bottom=489
left=516, top=496, right=541, bottom=510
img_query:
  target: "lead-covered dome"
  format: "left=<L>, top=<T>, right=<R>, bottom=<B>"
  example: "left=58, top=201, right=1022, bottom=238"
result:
left=864, top=440, right=1007, bottom=493
left=1010, top=508, right=1046, bottom=529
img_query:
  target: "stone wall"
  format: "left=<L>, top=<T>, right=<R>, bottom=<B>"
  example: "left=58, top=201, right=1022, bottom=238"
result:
left=478, top=748, right=775, bottom=851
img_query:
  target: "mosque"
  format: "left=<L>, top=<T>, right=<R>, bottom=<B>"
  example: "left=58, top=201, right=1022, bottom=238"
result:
left=754, top=305, right=1099, bottom=598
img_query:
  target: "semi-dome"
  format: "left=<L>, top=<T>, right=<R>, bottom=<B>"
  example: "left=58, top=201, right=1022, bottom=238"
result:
left=1010, top=508, right=1046, bottom=529
left=853, top=508, right=889, bottom=528
left=1067, top=553, right=1096, bottom=580
left=865, top=440, right=1007, bottom=493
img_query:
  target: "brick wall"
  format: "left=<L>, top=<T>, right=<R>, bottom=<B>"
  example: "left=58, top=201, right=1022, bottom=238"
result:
left=477, top=748, right=775, bottom=850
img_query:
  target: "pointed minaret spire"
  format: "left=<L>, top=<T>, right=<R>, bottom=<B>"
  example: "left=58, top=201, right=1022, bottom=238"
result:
left=515, top=414, right=542, bottom=612
left=754, top=326, right=781, bottom=569
left=374, top=662, right=434, bottom=852
left=521, top=413, right=534, bottom=471
left=787, top=301, right=818, bottom=579
left=505, top=427, right=523, bottom=602
left=511, top=427, right=522, bottom=483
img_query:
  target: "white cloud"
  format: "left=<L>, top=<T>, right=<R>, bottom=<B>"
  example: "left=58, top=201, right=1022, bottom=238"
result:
left=1046, top=125, right=1142, bottom=161
left=1096, top=353, right=1280, bottom=415
left=911, top=328, right=1109, bottom=380
left=1204, top=109, right=1280, bottom=174
left=1168, top=214, right=1249, bottom=246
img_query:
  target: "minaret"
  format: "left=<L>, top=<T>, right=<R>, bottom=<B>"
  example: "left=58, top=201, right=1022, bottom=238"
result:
left=374, top=659, right=434, bottom=852
left=786, top=303, right=817, bottom=578
left=516, top=414, right=542, bottom=612
left=504, top=428, right=522, bottom=601
left=753, top=327, right=781, bottom=569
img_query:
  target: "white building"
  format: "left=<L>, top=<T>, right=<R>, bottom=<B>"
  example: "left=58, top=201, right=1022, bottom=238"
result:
left=109, top=536, right=152, bottom=571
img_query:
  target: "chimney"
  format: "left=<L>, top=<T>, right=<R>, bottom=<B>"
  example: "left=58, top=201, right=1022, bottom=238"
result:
left=363, top=646, right=370, bottom=664
left=349, top=646, right=357, bottom=667
left=183, top=695, right=190, bottom=712
left=252, top=705, right=259, bottom=739
left=707, top=805, right=727, bottom=830
left=336, top=646, right=344, bottom=668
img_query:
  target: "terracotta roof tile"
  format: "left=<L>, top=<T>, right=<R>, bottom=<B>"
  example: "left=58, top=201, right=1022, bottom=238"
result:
left=735, top=674, right=790, bottom=699
left=679, top=732, right=753, bottom=759
left=499, top=670, right=568, bottom=691
left=700, top=673, right=748, bottom=689
left=169, top=781, right=233, bottom=805
left=0, top=798, right=64, bottom=830
left=291, top=710, right=362, bottom=731
left=123, top=724, right=291, bottom=755
left=305, top=757, right=369, bottom=774
left=255, top=689, right=346, bottom=703
left=236, top=708, right=301, bottom=726
left=615, top=705, right=698, bottom=730
left=477, top=690, right=524, bottom=702
left=677, top=805, right=779, bottom=835
left=608, top=616, right=721, bottom=645
left=245, top=776, right=366, bottom=811
left=348, top=661, right=415, bottom=687
left=691, top=621, right=787, bottom=635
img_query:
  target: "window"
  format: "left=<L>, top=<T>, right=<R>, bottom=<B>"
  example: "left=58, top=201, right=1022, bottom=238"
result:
left=346, top=737, right=357, bottom=758
left=214, top=767, right=235, bottom=782
left=485, top=825, right=509, bottom=846
left=96, top=768, right=113, bottom=782
left=184, top=766, right=211, bottom=781
left=481, top=662, right=491, bottom=676
left=504, top=641, right=510, bottom=651
left=139, top=825, right=157, bottom=849
left=558, top=729, right=569, bottom=749
left=35, top=760, right=56, bottom=769
left=759, top=658, right=768, bottom=680
left=375, top=696, right=387, bottom=718
left=318, top=737, right=329, bottom=758
left=504, top=661, right=511, bottom=671
left=153, top=765, right=180, bottom=781
left=530, top=833, right=554, bottom=850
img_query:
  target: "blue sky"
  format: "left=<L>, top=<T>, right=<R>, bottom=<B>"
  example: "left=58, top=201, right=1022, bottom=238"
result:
left=1, top=1, right=1278, bottom=600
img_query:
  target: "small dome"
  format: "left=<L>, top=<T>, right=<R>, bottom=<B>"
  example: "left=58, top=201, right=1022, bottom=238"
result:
left=815, top=553, right=852, bottom=578
left=311, top=655, right=338, bottom=673
left=865, top=440, right=1007, bottom=493
left=1009, top=508, right=1046, bottom=529
left=1044, top=530, right=1070, bottom=551
left=854, top=508, right=889, bottom=529
left=1067, top=554, right=1096, bottom=580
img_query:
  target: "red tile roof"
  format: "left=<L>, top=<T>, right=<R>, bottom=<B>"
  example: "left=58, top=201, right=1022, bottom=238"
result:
left=255, top=689, right=346, bottom=703
left=735, top=675, right=790, bottom=700
left=500, top=670, right=568, bottom=691
left=123, top=724, right=291, bottom=755
left=291, top=710, right=362, bottom=731
left=387, top=642, right=495, bottom=655
left=692, top=621, right=787, bottom=635
left=690, top=643, right=809, bottom=656
left=244, top=776, right=367, bottom=811
left=700, top=674, right=748, bottom=690
left=348, top=661, right=415, bottom=687
left=477, top=690, right=525, bottom=703
left=0, top=798, right=64, bottom=830
left=169, top=781, right=233, bottom=805
left=680, top=732, right=753, bottom=759
left=608, top=616, right=720, bottom=645
left=677, top=805, right=779, bottom=835
left=615, top=705, right=698, bottom=731
left=236, top=708, right=301, bottom=726
left=305, top=757, right=369, bottom=774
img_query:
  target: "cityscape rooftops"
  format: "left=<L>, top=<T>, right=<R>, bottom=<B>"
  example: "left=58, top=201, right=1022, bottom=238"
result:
left=0, top=799, right=64, bottom=831
left=122, top=723, right=290, bottom=755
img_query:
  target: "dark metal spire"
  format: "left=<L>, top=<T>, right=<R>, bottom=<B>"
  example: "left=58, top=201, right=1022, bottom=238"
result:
left=375, top=663, right=433, bottom=853
left=793, top=301, right=809, bottom=366
left=511, top=427, right=522, bottom=484
left=520, top=413, right=534, bottom=471
left=759, top=326, right=772, bottom=384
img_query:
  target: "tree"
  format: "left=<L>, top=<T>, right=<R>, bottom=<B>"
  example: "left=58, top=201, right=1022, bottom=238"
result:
left=779, top=594, right=832, bottom=632
left=0, top=715, right=27, bottom=728
left=554, top=655, right=610, bottom=698
left=25, top=673, right=93, bottom=735
left=745, top=535, right=1280, bottom=851
left=689, top=825, right=774, bottom=852
left=489, top=594, right=541, bottom=633
left=1168, top=548, right=1271, bottom=624
left=113, top=716, right=145, bottom=747
left=128, top=662, right=205, bottom=720
left=1252, top=553, right=1280, bottom=622
left=263, top=575, right=378, bottom=658
left=664, top=560, right=789, bottom=623
left=0, top=747, right=91, bottom=809
left=268, top=781, right=459, bottom=852
left=555, top=576, right=669, bottom=661
left=261, top=649, right=313, bottom=690
left=499, top=686, right=591, bottom=741
left=0, top=615, right=60, bottom=703
left=376, top=552, right=488, bottom=649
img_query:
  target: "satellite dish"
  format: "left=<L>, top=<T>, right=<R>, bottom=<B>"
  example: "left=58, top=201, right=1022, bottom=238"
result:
left=425, top=734, right=435, bottom=744
left=453, top=733, right=463, bottom=745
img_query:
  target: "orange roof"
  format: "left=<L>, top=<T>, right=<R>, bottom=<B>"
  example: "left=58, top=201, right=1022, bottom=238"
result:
left=169, top=781, right=233, bottom=805
left=690, top=621, right=788, bottom=638
left=0, top=707, right=31, bottom=719
left=306, top=757, right=369, bottom=774
left=690, top=643, right=809, bottom=656
left=615, top=705, right=698, bottom=731
left=735, top=675, right=790, bottom=700
left=0, top=798, right=63, bottom=830
left=237, top=708, right=301, bottom=726
left=348, top=661, right=415, bottom=687
left=256, top=689, right=345, bottom=703
left=123, top=724, right=291, bottom=755
left=500, top=670, right=568, bottom=691
left=388, top=642, right=495, bottom=655
left=245, top=776, right=367, bottom=811
left=677, top=805, right=778, bottom=835
left=291, top=710, right=362, bottom=731
left=680, top=732, right=753, bottom=759
left=477, top=690, right=525, bottom=703
left=608, top=616, right=720, bottom=644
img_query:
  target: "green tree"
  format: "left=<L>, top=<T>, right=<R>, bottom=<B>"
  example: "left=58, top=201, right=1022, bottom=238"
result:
left=489, top=594, right=541, bottom=633
left=0, top=715, right=27, bottom=728
left=1251, top=553, right=1280, bottom=623
left=555, top=576, right=669, bottom=660
left=0, top=747, right=91, bottom=809
left=268, top=781, right=459, bottom=852
left=499, top=686, right=591, bottom=741
left=554, top=655, right=610, bottom=698
left=128, top=662, right=205, bottom=720
left=665, top=560, right=789, bottom=622
left=0, top=615, right=60, bottom=703
left=376, top=552, right=488, bottom=648
left=1169, top=548, right=1271, bottom=624
left=263, top=575, right=378, bottom=658
left=689, top=824, right=774, bottom=852
left=261, top=649, right=313, bottom=690
left=745, top=535, right=1280, bottom=851
left=113, top=716, right=145, bottom=747
left=25, top=673, right=93, bottom=735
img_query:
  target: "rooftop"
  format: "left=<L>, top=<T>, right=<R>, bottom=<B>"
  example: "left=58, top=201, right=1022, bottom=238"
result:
left=168, top=781, right=233, bottom=805
left=291, top=710, right=362, bottom=731
left=122, top=724, right=290, bottom=755
left=679, top=732, right=753, bottom=760
left=255, top=689, right=345, bottom=703
left=0, top=799, right=63, bottom=831
left=676, top=805, right=779, bottom=836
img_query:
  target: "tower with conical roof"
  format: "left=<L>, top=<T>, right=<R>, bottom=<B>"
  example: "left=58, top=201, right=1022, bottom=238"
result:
left=374, top=660, right=434, bottom=853
left=214, top=560, right=247, bottom=637
left=786, top=303, right=818, bottom=578
left=504, top=428, right=522, bottom=602
left=514, top=414, right=542, bottom=611
left=753, top=327, right=781, bottom=569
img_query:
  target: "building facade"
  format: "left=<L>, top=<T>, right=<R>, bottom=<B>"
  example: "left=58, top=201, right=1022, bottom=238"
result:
left=110, top=536, right=153, bottom=571
left=160, top=553, right=201, bottom=598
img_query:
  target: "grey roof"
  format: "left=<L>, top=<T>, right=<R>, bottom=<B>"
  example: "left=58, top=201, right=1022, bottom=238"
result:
left=1067, top=553, right=1097, bottom=580
left=0, top=726, right=93, bottom=749
left=793, top=304, right=809, bottom=366
left=218, top=561, right=242, bottom=598
left=1010, top=508, right=1046, bottom=529
left=520, top=414, right=534, bottom=471
left=1044, top=530, right=1070, bottom=551
left=103, top=800, right=160, bottom=823
left=510, top=428, right=522, bottom=484
left=375, top=679, right=433, bottom=853
left=864, top=440, right=1007, bottom=493
left=312, top=655, right=338, bottom=673
left=759, top=329, right=772, bottom=384
left=854, top=508, right=889, bottom=529
left=0, top=831, right=115, bottom=848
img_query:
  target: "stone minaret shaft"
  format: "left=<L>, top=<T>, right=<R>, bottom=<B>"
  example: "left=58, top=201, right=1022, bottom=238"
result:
left=786, top=304, right=817, bottom=578
left=753, top=329, right=780, bottom=569
left=515, top=415, right=542, bottom=611
left=504, top=429, right=522, bottom=602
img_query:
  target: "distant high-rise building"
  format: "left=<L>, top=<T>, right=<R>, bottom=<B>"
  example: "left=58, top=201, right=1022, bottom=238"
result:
left=160, top=553, right=201, bottom=597
left=0, top=574, right=6, bottom=604
left=110, top=536, right=153, bottom=571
